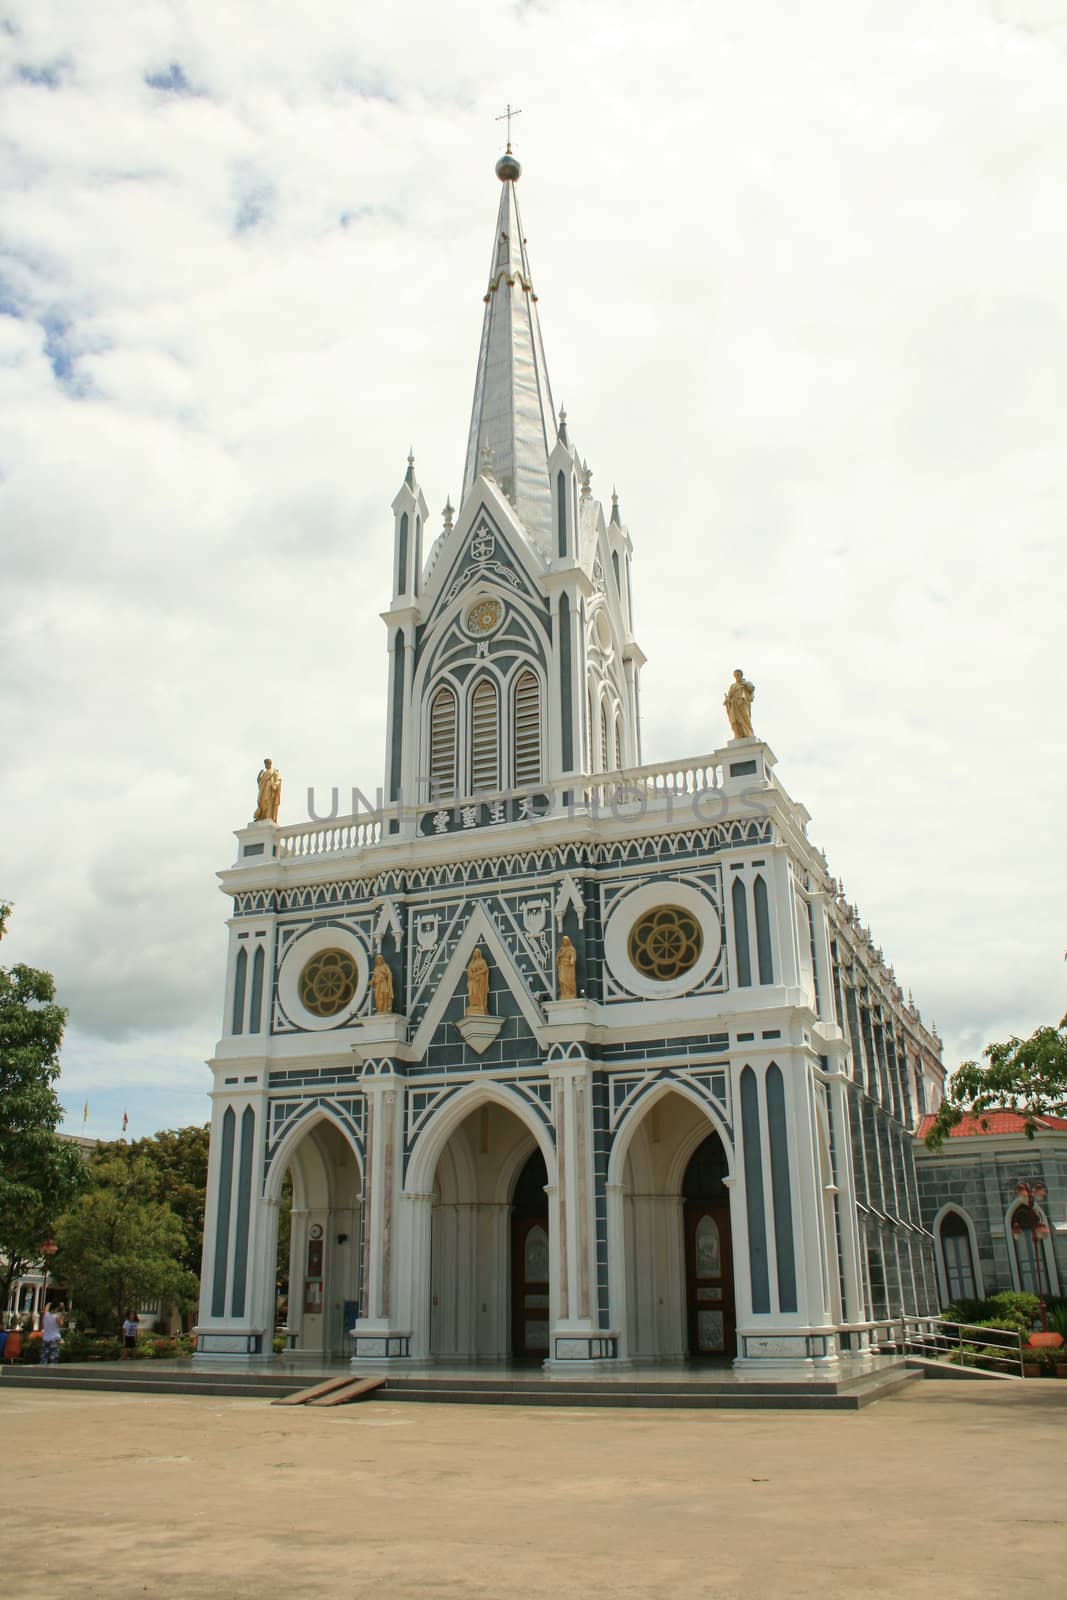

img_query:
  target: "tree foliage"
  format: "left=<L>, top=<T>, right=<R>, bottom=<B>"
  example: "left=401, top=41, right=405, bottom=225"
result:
left=90, top=1126, right=209, bottom=1277
left=52, top=1155, right=200, bottom=1329
left=0, top=904, right=86, bottom=1309
left=925, top=1014, right=1067, bottom=1148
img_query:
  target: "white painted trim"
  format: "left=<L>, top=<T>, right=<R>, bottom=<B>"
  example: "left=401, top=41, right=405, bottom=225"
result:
left=1005, top=1198, right=1060, bottom=1295
left=603, top=881, right=724, bottom=1002
left=264, top=1104, right=366, bottom=1203
left=276, top=925, right=369, bottom=1033
left=405, top=1078, right=558, bottom=1198
left=931, top=1203, right=985, bottom=1305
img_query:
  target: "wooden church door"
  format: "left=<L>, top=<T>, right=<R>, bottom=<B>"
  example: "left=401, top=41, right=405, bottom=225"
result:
left=511, top=1150, right=550, bottom=1360
left=684, top=1205, right=736, bottom=1359
left=682, top=1133, right=736, bottom=1359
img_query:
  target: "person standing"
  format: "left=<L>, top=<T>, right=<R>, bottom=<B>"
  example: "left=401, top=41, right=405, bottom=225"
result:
left=39, top=1303, right=62, bottom=1366
left=121, top=1310, right=140, bottom=1359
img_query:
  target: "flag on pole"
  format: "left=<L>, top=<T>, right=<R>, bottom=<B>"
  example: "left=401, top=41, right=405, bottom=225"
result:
left=82, top=1100, right=89, bottom=1126
left=122, top=1109, right=129, bottom=1134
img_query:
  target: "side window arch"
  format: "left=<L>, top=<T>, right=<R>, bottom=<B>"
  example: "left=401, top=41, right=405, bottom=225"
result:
left=469, top=676, right=501, bottom=794
left=428, top=684, right=458, bottom=800
left=935, top=1206, right=981, bottom=1304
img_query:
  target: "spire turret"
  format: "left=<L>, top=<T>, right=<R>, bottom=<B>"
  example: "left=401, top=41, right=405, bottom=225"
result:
left=462, top=154, right=557, bottom=552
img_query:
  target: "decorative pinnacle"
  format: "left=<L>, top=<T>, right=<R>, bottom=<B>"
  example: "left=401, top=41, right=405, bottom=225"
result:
left=610, top=486, right=620, bottom=525
left=580, top=459, right=592, bottom=498
left=443, top=497, right=454, bottom=532
left=557, top=406, right=568, bottom=446
left=405, top=449, right=416, bottom=488
left=479, top=443, right=495, bottom=479
left=494, top=105, right=522, bottom=182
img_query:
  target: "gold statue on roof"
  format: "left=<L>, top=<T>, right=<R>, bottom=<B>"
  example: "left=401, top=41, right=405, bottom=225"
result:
left=723, top=671, right=755, bottom=740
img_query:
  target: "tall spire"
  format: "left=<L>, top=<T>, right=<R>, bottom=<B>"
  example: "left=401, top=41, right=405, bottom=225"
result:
left=461, top=150, right=557, bottom=551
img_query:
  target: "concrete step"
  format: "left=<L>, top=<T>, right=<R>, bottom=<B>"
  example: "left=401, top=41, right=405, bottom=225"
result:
left=0, top=1360, right=921, bottom=1411
left=1, top=1367, right=307, bottom=1400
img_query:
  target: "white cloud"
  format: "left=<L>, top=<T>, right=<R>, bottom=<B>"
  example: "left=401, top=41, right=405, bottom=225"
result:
left=1, top=0, right=1065, bottom=1128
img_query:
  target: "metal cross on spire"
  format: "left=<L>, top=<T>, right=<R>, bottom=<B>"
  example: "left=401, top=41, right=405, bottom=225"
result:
left=495, top=102, right=522, bottom=153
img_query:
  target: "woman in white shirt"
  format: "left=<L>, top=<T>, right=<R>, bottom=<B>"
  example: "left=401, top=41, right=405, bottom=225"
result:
left=39, top=1304, right=62, bottom=1365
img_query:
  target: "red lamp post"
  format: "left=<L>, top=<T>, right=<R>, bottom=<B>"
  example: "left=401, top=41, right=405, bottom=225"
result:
left=1012, top=1181, right=1050, bottom=1334
left=39, top=1240, right=58, bottom=1327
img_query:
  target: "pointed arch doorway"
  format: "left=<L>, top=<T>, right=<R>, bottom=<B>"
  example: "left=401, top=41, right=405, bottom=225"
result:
left=616, top=1091, right=737, bottom=1363
left=682, top=1134, right=736, bottom=1360
left=427, top=1102, right=553, bottom=1362
left=269, top=1116, right=362, bottom=1358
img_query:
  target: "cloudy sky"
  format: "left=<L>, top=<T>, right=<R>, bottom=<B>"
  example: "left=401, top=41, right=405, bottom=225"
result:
left=2, top=0, right=1065, bottom=1140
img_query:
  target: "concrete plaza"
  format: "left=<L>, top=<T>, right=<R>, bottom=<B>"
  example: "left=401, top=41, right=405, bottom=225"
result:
left=0, top=1379, right=1062, bottom=1598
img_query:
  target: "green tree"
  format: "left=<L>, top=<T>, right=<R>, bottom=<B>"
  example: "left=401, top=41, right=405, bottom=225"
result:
left=0, top=903, right=86, bottom=1312
left=51, top=1155, right=199, bottom=1330
left=90, top=1125, right=209, bottom=1277
left=925, top=1014, right=1067, bottom=1148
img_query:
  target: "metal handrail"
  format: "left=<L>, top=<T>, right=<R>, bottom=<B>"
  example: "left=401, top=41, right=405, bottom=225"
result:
left=900, top=1316, right=1025, bottom=1377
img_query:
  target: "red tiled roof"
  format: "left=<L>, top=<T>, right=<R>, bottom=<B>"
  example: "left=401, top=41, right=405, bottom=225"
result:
left=917, top=1110, right=1067, bottom=1139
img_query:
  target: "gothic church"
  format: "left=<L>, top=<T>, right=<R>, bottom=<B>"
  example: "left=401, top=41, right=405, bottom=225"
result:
left=195, top=148, right=944, bottom=1372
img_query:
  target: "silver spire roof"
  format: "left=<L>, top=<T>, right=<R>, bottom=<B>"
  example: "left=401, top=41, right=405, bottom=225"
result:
left=461, top=158, right=557, bottom=551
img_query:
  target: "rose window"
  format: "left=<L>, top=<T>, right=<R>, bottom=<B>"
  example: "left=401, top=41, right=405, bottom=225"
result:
left=298, top=949, right=359, bottom=1018
left=627, top=906, right=703, bottom=982
left=466, top=598, right=503, bottom=635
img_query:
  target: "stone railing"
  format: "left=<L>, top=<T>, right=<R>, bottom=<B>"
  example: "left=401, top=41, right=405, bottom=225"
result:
left=256, top=748, right=774, bottom=865
left=275, top=814, right=383, bottom=860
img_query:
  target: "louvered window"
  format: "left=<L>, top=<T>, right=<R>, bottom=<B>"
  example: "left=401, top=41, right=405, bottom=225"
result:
left=599, top=700, right=609, bottom=772
left=512, top=670, right=542, bottom=785
left=615, top=712, right=624, bottom=770
left=429, top=686, right=457, bottom=800
left=469, top=678, right=500, bottom=793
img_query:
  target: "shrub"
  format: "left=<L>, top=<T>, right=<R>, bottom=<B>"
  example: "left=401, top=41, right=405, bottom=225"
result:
left=144, top=1335, right=179, bottom=1359
left=987, top=1292, right=1042, bottom=1330
left=971, top=1318, right=1023, bottom=1343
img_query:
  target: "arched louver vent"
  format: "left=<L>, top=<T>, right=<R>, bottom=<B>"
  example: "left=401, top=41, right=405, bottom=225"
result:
left=513, top=670, right=542, bottom=786
left=429, top=685, right=457, bottom=800
left=615, top=712, right=624, bottom=770
left=599, top=700, right=609, bottom=773
left=470, top=678, right=500, bottom=793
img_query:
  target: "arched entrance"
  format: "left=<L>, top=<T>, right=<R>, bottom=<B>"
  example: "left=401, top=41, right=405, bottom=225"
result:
left=428, top=1102, right=550, bottom=1361
left=270, top=1116, right=362, bottom=1357
left=615, top=1089, right=737, bottom=1362
left=682, top=1134, right=735, bottom=1359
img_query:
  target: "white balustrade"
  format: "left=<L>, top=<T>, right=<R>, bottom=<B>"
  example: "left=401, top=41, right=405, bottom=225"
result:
left=259, top=752, right=740, bottom=866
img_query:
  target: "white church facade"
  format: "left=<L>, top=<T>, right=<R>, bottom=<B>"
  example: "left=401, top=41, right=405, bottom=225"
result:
left=195, top=149, right=944, bottom=1372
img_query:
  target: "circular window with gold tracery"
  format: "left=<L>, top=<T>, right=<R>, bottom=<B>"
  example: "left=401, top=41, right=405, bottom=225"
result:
left=298, top=949, right=359, bottom=1018
left=627, top=906, right=703, bottom=982
left=465, top=597, right=503, bottom=636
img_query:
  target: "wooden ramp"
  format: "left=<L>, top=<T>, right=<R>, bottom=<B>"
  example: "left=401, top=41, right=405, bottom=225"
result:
left=272, top=1373, right=386, bottom=1408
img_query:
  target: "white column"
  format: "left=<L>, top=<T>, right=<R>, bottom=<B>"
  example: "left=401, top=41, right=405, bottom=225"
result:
left=547, top=1059, right=604, bottom=1364
left=352, top=1075, right=409, bottom=1360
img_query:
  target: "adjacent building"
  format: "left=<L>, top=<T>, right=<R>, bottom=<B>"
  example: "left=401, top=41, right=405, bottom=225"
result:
left=915, top=1112, right=1067, bottom=1306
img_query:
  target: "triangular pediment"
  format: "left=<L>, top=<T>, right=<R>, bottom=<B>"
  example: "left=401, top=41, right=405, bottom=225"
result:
left=409, top=901, right=546, bottom=1060
left=419, top=485, right=547, bottom=645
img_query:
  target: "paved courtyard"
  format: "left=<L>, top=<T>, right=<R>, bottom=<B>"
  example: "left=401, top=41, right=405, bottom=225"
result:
left=0, top=1379, right=1063, bottom=1599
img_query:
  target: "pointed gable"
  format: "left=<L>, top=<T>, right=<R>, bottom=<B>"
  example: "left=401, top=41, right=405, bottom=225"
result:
left=461, top=157, right=557, bottom=557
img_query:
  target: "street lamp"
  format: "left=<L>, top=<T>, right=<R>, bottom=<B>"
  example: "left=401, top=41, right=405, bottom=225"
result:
left=39, top=1240, right=58, bottom=1328
left=1012, top=1181, right=1049, bottom=1333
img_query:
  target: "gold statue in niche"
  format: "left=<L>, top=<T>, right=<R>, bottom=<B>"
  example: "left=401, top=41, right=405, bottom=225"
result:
left=723, top=670, right=755, bottom=740
left=371, top=954, right=394, bottom=1015
left=466, top=945, right=490, bottom=1015
left=556, top=935, right=578, bottom=1000
left=254, top=757, right=282, bottom=822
